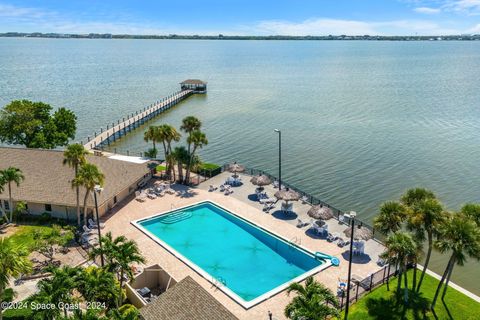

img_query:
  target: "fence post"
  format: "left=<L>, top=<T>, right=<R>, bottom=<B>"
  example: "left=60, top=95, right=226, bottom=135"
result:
left=355, top=283, right=359, bottom=302
left=370, top=273, right=374, bottom=291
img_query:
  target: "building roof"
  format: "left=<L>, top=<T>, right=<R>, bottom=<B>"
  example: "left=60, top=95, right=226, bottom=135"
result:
left=139, top=276, right=238, bottom=320
left=0, top=147, right=151, bottom=207
left=180, top=79, right=207, bottom=85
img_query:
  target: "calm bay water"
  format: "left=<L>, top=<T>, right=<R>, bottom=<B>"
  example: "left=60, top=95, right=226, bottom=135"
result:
left=1, top=38, right=479, bottom=295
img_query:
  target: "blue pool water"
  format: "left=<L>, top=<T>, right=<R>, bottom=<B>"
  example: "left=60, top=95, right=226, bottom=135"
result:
left=137, top=201, right=324, bottom=304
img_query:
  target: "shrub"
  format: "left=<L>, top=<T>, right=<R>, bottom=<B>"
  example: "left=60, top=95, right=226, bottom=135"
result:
left=2, top=305, right=33, bottom=320
left=144, top=148, right=158, bottom=159
left=192, top=163, right=222, bottom=177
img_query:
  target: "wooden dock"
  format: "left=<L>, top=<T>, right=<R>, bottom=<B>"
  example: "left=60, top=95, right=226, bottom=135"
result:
left=83, top=89, right=194, bottom=151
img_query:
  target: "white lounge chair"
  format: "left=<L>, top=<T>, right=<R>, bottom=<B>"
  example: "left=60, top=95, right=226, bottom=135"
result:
left=273, top=180, right=279, bottom=188
left=219, top=185, right=225, bottom=192
left=165, top=188, right=175, bottom=195
left=263, top=202, right=275, bottom=212
left=208, top=185, right=217, bottom=192
left=297, top=219, right=308, bottom=228
left=83, top=225, right=95, bottom=234
left=301, top=195, right=308, bottom=204
left=88, top=218, right=105, bottom=229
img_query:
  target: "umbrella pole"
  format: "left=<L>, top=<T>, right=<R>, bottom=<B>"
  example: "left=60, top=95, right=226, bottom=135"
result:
left=345, top=217, right=355, bottom=319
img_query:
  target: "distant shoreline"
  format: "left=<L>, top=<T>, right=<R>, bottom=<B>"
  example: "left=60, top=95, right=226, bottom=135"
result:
left=1, top=32, right=479, bottom=41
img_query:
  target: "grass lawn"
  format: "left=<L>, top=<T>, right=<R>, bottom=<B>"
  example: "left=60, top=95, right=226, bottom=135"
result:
left=197, top=163, right=220, bottom=171
left=343, top=269, right=480, bottom=320
left=5, top=225, right=54, bottom=250
left=156, top=164, right=167, bottom=172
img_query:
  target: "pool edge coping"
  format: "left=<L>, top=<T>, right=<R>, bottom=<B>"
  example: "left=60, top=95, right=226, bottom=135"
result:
left=130, top=199, right=333, bottom=309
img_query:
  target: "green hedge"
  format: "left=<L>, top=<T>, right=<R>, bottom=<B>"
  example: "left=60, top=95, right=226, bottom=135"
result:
left=193, top=163, right=222, bottom=177
left=2, top=306, right=33, bottom=319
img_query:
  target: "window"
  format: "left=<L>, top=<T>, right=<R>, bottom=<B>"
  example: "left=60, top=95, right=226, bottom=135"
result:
left=4, top=200, right=9, bottom=211
left=45, top=204, right=52, bottom=212
left=113, top=196, right=117, bottom=204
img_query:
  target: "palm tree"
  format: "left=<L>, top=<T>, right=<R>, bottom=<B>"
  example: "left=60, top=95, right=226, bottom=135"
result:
left=406, top=197, right=445, bottom=292
left=180, top=116, right=201, bottom=183
left=108, top=304, right=139, bottom=320
left=89, top=232, right=145, bottom=306
left=382, top=231, right=418, bottom=303
left=143, top=126, right=158, bottom=150
left=0, top=167, right=24, bottom=222
left=0, top=238, right=32, bottom=320
left=432, top=212, right=480, bottom=309
left=170, top=146, right=189, bottom=183
left=32, top=266, right=82, bottom=318
left=73, top=163, right=105, bottom=227
left=284, top=276, right=339, bottom=320
left=374, top=201, right=407, bottom=235
left=185, top=130, right=208, bottom=185
left=160, top=124, right=181, bottom=180
left=400, top=188, right=435, bottom=208
left=461, top=203, right=480, bottom=226
left=0, top=175, right=6, bottom=221
left=77, top=266, right=119, bottom=310
left=63, top=143, right=89, bottom=225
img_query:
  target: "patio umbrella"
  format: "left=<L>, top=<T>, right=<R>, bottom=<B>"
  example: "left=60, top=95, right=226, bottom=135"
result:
left=250, top=174, right=272, bottom=191
left=274, top=187, right=300, bottom=204
left=307, top=205, right=334, bottom=220
left=343, top=225, right=373, bottom=241
left=228, top=162, right=245, bottom=178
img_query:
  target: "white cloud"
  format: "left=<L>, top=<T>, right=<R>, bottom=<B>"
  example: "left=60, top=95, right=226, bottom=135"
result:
left=414, top=7, right=442, bottom=14
left=252, top=18, right=464, bottom=36
left=256, top=19, right=377, bottom=36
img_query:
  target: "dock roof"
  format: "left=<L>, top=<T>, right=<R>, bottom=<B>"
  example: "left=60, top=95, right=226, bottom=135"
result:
left=180, top=79, right=207, bottom=85
left=139, top=276, right=238, bottom=320
left=0, top=147, right=151, bottom=207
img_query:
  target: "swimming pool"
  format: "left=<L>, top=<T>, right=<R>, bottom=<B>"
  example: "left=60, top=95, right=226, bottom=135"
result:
left=132, top=201, right=331, bottom=308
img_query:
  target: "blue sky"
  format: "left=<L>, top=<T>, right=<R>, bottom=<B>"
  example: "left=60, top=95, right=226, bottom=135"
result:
left=0, top=0, right=479, bottom=35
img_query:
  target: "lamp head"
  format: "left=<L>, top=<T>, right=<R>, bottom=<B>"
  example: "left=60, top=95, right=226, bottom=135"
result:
left=94, top=185, right=104, bottom=193
left=350, top=211, right=357, bottom=218
left=274, top=129, right=280, bottom=133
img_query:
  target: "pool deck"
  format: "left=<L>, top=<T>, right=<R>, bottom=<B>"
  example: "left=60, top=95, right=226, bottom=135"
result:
left=103, top=172, right=385, bottom=320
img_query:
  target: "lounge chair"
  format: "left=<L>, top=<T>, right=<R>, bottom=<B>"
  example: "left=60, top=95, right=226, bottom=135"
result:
left=263, top=202, right=275, bottom=212
left=296, top=219, right=308, bottom=228
left=165, top=188, right=175, bottom=195
left=337, top=237, right=350, bottom=248
left=377, top=258, right=387, bottom=267
left=83, top=225, right=95, bottom=234
left=219, top=185, right=225, bottom=192
left=301, top=195, right=308, bottom=204
left=338, top=214, right=345, bottom=224
left=208, top=185, right=217, bottom=192
left=327, top=232, right=339, bottom=242
left=88, top=218, right=105, bottom=229
left=259, top=197, right=275, bottom=204
left=272, top=180, right=279, bottom=188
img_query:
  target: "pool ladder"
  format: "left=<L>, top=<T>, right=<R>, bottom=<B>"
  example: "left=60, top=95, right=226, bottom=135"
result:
left=288, top=236, right=301, bottom=248
left=212, top=276, right=227, bottom=289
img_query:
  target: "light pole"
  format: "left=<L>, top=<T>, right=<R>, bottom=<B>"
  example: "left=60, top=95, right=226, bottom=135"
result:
left=93, top=185, right=105, bottom=267
left=344, top=211, right=357, bottom=320
left=274, top=129, right=282, bottom=190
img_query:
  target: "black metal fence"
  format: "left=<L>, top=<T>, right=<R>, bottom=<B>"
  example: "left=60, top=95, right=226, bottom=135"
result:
left=338, top=263, right=399, bottom=309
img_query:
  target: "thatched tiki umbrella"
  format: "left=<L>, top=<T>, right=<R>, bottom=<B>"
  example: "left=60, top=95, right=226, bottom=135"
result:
left=274, top=187, right=300, bottom=204
left=228, top=162, right=245, bottom=178
left=250, top=174, right=271, bottom=191
left=307, top=205, right=334, bottom=220
left=343, top=225, right=373, bottom=241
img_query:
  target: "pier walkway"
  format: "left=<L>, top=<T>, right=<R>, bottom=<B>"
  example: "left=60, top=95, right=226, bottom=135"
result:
left=83, top=89, right=192, bottom=151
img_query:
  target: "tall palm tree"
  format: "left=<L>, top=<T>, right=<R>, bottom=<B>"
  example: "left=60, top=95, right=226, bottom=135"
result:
left=73, top=163, right=105, bottom=227
left=158, top=124, right=181, bottom=180
left=432, top=212, right=480, bottom=309
left=143, top=126, right=158, bottom=151
left=63, top=143, right=89, bottom=225
left=374, top=201, right=407, bottom=235
left=382, top=231, right=418, bottom=303
left=0, top=238, right=32, bottom=320
left=284, top=276, right=339, bottom=320
left=89, top=232, right=145, bottom=306
left=180, top=116, right=201, bottom=183
left=170, top=146, right=189, bottom=183
left=407, top=197, right=445, bottom=292
left=0, top=167, right=24, bottom=223
left=185, top=130, right=208, bottom=185
left=0, top=175, right=6, bottom=221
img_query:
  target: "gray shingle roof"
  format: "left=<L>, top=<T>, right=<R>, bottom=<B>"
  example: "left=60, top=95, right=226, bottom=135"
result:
left=180, top=79, right=207, bottom=85
left=139, top=276, right=238, bottom=320
left=0, top=147, right=151, bottom=207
